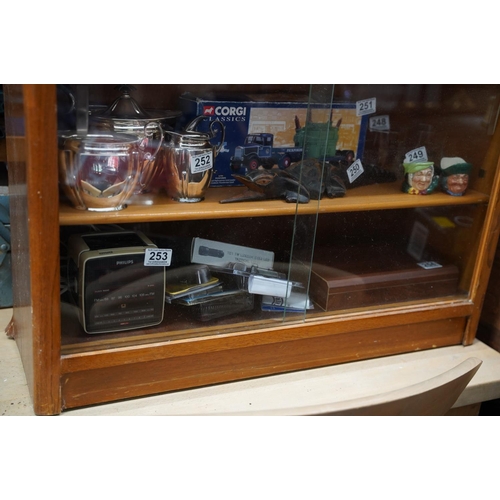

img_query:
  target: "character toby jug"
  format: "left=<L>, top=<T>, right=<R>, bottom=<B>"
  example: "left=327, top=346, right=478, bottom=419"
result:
left=439, top=157, right=472, bottom=196
left=402, top=161, right=439, bottom=195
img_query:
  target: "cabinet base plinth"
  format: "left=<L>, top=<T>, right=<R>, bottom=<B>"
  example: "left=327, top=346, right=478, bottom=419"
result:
left=60, top=317, right=466, bottom=411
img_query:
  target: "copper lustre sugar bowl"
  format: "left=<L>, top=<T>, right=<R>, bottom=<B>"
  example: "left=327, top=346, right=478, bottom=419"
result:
left=162, top=116, right=225, bottom=202
left=90, top=85, right=179, bottom=193
left=58, top=132, right=144, bottom=211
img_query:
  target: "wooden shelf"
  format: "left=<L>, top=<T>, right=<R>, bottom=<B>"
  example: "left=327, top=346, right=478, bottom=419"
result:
left=59, top=181, right=490, bottom=226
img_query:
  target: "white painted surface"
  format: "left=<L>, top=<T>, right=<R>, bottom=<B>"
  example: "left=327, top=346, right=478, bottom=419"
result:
left=2, top=307, right=500, bottom=416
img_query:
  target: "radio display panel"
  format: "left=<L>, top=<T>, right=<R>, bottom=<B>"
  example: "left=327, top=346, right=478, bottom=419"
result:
left=82, top=252, right=165, bottom=334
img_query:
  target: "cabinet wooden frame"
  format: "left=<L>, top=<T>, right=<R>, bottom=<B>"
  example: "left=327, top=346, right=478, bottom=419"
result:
left=5, top=84, right=500, bottom=415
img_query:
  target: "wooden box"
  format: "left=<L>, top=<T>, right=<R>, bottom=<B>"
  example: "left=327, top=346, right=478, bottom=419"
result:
left=309, top=243, right=460, bottom=311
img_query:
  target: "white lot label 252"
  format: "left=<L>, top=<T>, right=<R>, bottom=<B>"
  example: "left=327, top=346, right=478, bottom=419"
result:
left=190, top=151, right=213, bottom=174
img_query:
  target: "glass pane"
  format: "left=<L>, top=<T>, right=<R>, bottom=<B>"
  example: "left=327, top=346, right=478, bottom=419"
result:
left=58, top=84, right=325, bottom=352
left=303, top=84, right=498, bottom=317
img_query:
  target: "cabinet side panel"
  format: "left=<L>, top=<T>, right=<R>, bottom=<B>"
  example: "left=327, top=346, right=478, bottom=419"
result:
left=477, top=235, right=500, bottom=351
left=5, top=85, right=62, bottom=415
left=24, top=85, right=62, bottom=415
left=61, top=317, right=465, bottom=410
left=464, top=118, right=500, bottom=344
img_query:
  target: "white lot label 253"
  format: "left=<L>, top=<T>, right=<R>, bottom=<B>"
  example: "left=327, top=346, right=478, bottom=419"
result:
left=144, top=248, right=172, bottom=267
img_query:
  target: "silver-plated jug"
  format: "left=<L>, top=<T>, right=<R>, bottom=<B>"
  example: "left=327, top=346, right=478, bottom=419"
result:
left=162, top=116, right=225, bottom=202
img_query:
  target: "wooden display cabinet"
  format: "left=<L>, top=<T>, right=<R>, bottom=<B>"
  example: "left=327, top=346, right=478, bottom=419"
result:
left=4, top=84, right=500, bottom=415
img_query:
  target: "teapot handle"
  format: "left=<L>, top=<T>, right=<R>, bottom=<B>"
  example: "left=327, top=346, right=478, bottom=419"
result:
left=210, top=119, right=226, bottom=156
left=138, top=121, right=164, bottom=189
left=143, top=121, right=164, bottom=159
left=178, top=115, right=225, bottom=155
left=184, top=115, right=206, bottom=132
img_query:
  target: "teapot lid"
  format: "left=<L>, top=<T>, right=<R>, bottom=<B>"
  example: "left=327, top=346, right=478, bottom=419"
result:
left=95, top=85, right=180, bottom=122
left=100, top=85, right=151, bottom=119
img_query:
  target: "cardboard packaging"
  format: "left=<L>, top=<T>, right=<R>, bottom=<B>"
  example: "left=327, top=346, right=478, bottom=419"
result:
left=149, top=235, right=275, bottom=270
left=179, top=93, right=368, bottom=187
left=192, top=238, right=274, bottom=269
left=309, top=242, right=459, bottom=312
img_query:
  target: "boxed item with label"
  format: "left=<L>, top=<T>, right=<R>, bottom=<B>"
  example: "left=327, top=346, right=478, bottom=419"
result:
left=179, top=93, right=369, bottom=187
left=209, top=262, right=302, bottom=298
left=192, top=238, right=274, bottom=269
left=150, top=235, right=275, bottom=270
left=309, top=242, right=459, bottom=312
